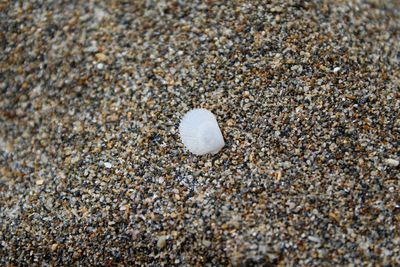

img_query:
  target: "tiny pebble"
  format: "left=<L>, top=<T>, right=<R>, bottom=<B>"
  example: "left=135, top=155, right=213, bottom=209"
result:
left=157, top=236, right=168, bottom=249
left=385, top=158, right=399, bottom=167
left=202, top=239, right=211, bottom=247
left=308, top=236, right=321, bottom=243
left=97, top=63, right=104, bottom=70
left=333, top=67, right=341, bottom=73
left=51, top=244, right=58, bottom=251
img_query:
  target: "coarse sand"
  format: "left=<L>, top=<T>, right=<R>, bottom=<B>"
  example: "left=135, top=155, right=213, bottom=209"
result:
left=0, top=1, right=399, bottom=266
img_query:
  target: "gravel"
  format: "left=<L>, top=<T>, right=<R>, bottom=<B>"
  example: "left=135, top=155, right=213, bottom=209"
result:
left=1, top=0, right=399, bottom=266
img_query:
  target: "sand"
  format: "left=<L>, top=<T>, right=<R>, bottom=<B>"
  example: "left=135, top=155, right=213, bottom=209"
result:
left=1, top=1, right=399, bottom=266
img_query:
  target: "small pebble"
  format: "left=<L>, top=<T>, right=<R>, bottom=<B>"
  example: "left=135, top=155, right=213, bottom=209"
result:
left=385, top=158, right=399, bottom=167
left=333, top=67, right=341, bottom=73
left=157, top=236, right=168, bottom=249
left=97, top=63, right=104, bottom=70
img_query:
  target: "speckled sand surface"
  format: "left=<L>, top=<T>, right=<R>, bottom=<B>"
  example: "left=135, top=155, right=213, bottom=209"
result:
left=1, top=1, right=399, bottom=266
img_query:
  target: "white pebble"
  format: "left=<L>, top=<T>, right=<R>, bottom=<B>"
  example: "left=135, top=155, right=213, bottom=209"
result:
left=104, top=162, right=112, bottom=168
left=308, top=236, right=321, bottom=243
left=333, top=67, right=341, bottom=73
left=385, top=158, right=399, bottom=167
left=97, top=63, right=104, bottom=70
left=179, top=109, right=225, bottom=155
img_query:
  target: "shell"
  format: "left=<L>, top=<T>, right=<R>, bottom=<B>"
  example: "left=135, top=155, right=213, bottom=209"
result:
left=179, top=109, right=225, bottom=155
